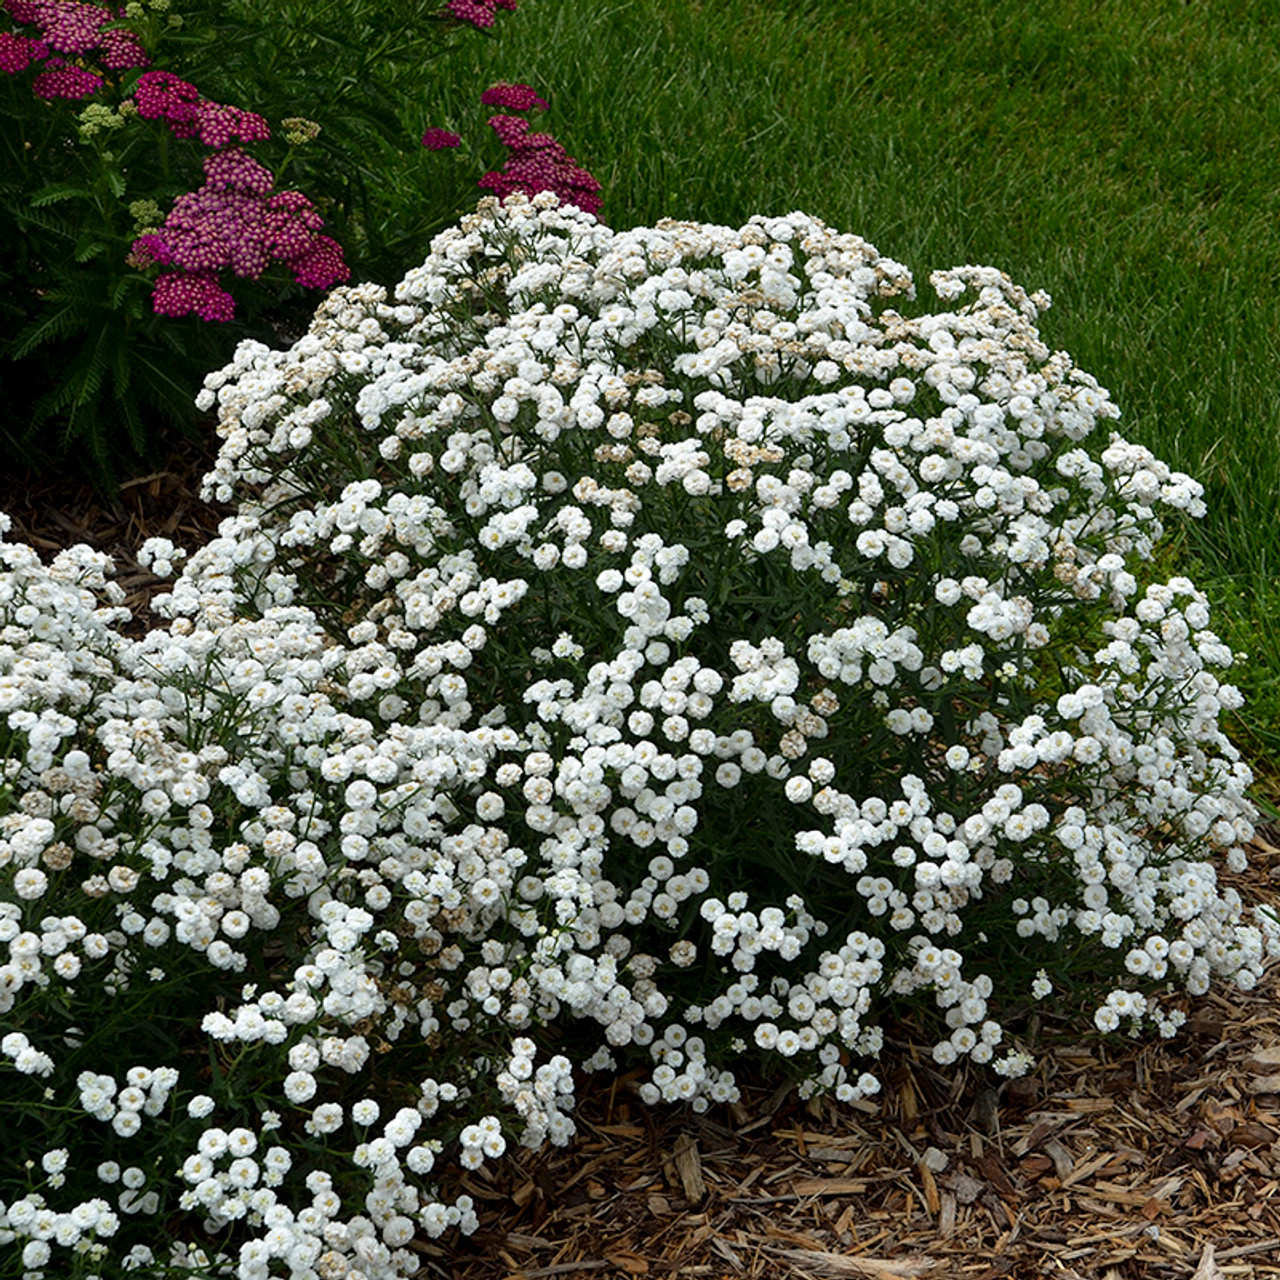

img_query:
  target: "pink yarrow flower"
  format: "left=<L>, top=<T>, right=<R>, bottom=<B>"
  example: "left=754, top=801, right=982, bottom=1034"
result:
left=0, top=1, right=148, bottom=69
left=420, top=127, right=461, bottom=151
left=133, top=72, right=268, bottom=146
left=195, top=100, right=270, bottom=149
left=480, top=114, right=602, bottom=217
left=133, top=147, right=349, bottom=319
left=4, top=0, right=49, bottom=22
left=33, top=0, right=110, bottom=54
left=479, top=82, right=547, bottom=112
left=202, top=147, right=274, bottom=195
left=98, top=22, right=147, bottom=69
left=133, top=69, right=203, bottom=137
left=288, top=235, right=347, bottom=290
left=32, top=59, right=102, bottom=98
left=488, top=112, right=531, bottom=147
left=151, top=271, right=235, bottom=322
left=443, top=0, right=516, bottom=30
left=0, top=31, right=48, bottom=72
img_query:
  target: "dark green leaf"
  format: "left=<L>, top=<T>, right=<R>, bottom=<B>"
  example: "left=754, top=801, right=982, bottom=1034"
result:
left=74, top=237, right=106, bottom=264
left=30, top=182, right=92, bottom=207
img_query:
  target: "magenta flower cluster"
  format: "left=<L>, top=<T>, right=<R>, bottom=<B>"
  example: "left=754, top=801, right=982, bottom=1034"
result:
left=31, top=58, right=100, bottom=96
left=481, top=113, right=602, bottom=217
left=133, top=69, right=271, bottom=148
left=129, top=104, right=349, bottom=321
left=423, top=82, right=603, bottom=218
left=420, top=126, right=461, bottom=151
left=443, top=0, right=517, bottom=32
left=1, top=0, right=148, bottom=95
left=0, top=31, right=45, bottom=72
left=479, top=81, right=547, bottom=112
left=2, top=3, right=349, bottom=323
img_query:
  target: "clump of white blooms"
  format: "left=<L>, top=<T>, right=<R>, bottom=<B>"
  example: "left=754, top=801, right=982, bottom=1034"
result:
left=1, top=193, right=1275, bottom=1279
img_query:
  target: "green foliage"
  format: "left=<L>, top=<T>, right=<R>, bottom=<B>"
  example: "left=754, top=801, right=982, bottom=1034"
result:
left=0, top=0, right=516, bottom=490
left=173, top=0, right=490, bottom=284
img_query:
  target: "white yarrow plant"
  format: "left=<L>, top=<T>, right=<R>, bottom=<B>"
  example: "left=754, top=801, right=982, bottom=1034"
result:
left=0, top=193, right=1274, bottom=1279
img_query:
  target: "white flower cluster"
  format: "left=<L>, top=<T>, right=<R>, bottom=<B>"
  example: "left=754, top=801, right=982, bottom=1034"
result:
left=76, top=1064, right=181, bottom=1137
left=1, top=1028, right=54, bottom=1077
left=0, top=196, right=1275, bottom=1280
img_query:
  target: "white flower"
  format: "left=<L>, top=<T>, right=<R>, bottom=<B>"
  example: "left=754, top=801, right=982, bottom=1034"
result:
left=784, top=775, right=813, bottom=804
left=13, top=868, right=48, bottom=900
left=111, top=1110, right=142, bottom=1137
left=754, top=1024, right=779, bottom=1050
left=309, top=1102, right=343, bottom=1135
left=352, top=1099, right=380, bottom=1126
left=22, top=1242, right=51, bottom=1268
left=283, top=1071, right=317, bottom=1103
left=227, top=1127, right=257, bottom=1156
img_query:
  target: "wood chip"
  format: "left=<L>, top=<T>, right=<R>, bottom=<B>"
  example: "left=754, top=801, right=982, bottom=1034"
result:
left=791, top=1178, right=877, bottom=1196
left=944, top=1173, right=984, bottom=1205
left=664, top=1135, right=705, bottom=1204
left=765, top=1249, right=937, bottom=1278
left=1192, top=1242, right=1227, bottom=1280
left=502, top=1264, right=609, bottom=1279
left=1059, top=1150, right=1116, bottom=1188
left=711, top=1237, right=744, bottom=1271
left=937, top=1191, right=956, bottom=1239
left=1012, top=1117, right=1068, bottom=1156
left=1089, top=1181, right=1164, bottom=1208
left=919, top=1160, right=940, bottom=1216
left=1042, top=1138, right=1076, bottom=1181
left=974, top=1152, right=1017, bottom=1199
left=1244, top=1046, right=1280, bottom=1072
left=504, top=1233, right=554, bottom=1251
left=603, top=1250, right=648, bottom=1274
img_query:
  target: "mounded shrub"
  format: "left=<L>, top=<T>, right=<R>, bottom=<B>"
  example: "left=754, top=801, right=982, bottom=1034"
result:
left=1, top=194, right=1273, bottom=1278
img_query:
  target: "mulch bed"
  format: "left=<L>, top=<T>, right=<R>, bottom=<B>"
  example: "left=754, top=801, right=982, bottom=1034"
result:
left=5, top=436, right=1280, bottom=1280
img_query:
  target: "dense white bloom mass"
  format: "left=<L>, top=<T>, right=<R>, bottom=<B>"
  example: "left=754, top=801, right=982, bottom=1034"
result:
left=0, top=194, right=1274, bottom=1279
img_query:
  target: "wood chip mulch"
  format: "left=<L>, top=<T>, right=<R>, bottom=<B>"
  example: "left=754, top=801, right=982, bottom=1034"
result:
left=5, top=441, right=1280, bottom=1280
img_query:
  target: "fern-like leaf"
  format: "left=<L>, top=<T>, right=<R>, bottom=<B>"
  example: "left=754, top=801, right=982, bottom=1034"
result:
left=32, top=321, right=113, bottom=420
left=29, top=182, right=92, bottom=208
left=10, top=202, right=78, bottom=241
left=9, top=297, right=92, bottom=359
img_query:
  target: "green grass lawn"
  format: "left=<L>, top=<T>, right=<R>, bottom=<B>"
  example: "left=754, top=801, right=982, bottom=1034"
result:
left=396, top=0, right=1280, bottom=789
